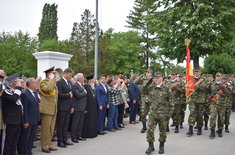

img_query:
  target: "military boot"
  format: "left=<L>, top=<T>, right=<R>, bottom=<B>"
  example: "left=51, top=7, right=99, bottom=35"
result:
left=174, top=125, right=179, bottom=133
left=158, top=142, right=165, bottom=154
left=225, top=125, right=230, bottom=133
left=141, top=122, right=147, bottom=133
left=217, top=129, right=223, bottom=137
left=186, top=125, right=193, bottom=137
left=166, top=124, right=170, bottom=132
left=194, top=124, right=199, bottom=129
left=197, top=127, right=202, bottom=135
left=180, top=122, right=183, bottom=129
left=204, top=121, right=208, bottom=130
left=209, top=129, right=215, bottom=139
left=145, top=142, right=155, bottom=154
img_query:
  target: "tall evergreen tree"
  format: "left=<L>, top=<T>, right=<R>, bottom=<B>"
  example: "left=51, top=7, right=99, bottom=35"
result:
left=70, top=9, right=96, bottom=64
left=126, top=0, right=158, bottom=68
left=38, top=3, right=58, bottom=44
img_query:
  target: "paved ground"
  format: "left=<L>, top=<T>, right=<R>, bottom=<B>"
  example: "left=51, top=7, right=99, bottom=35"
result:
left=34, top=109, right=235, bottom=155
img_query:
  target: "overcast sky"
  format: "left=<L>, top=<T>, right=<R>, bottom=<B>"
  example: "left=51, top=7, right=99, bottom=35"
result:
left=0, top=0, right=134, bottom=40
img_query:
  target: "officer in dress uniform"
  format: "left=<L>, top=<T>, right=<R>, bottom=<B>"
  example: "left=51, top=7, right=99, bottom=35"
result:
left=1, top=73, right=24, bottom=155
left=38, top=67, right=58, bottom=153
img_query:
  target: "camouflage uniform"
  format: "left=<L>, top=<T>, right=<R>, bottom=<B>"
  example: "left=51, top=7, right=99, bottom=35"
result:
left=135, top=75, right=153, bottom=123
left=187, top=76, right=208, bottom=136
left=224, top=79, right=233, bottom=132
left=209, top=82, right=227, bottom=131
left=178, top=80, right=186, bottom=127
left=164, top=79, right=178, bottom=132
left=146, top=83, right=174, bottom=142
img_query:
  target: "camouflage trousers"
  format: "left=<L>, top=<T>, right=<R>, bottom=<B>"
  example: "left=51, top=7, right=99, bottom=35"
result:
left=180, top=104, right=187, bottom=124
left=140, top=100, right=151, bottom=123
left=188, top=102, right=206, bottom=127
left=146, top=115, right=166, bottom=143
left=210, top=104, right=226, bottom=130
left=224, top=104, right=232, bottom=125
left=172, top=104, right=182, bottom=126
left=203, top=104, right=210, bottom=122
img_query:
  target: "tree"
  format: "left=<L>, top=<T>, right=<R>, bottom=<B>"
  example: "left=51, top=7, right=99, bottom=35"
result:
left=0, top=31, right=38, bottom=76
left=107, top=31, right=144, bottom=76
left=126, top=0, right=158, bottom=68
left=70, top=9, right=96, bottom=64
left=38, top=3, right=58, bottom=44
left=150, top=0, right=235, bottom=68
left=203, top=53, right=235, bottom=75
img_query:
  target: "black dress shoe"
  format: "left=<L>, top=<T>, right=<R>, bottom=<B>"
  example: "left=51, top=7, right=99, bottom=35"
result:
left=77, top=137, right=86, bottom=141
left=98, top=131, right=107, bottom=135
left=57, top=142, right=67, bottom=148
left=64, top=140, right=73, bottom=145
left=71, top=139, right=79, bottom=143
left=98, top=132, right=105, bottom=135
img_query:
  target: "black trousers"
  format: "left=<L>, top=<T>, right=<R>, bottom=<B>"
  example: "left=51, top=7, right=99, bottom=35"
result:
left=17, top=125, right=37, bottom=155
left=56, top=110, right=71, bottom=143
left=4, top=124, right=22, bottom=155
left=71, top=111, right=84, bottom=139
left=118, top=103, right=125, bottom=125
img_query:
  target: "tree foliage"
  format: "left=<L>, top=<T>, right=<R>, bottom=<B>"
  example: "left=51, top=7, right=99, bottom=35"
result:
left=70, top=9, right=96, bottom=64
left=126, top=0, right=158, bottom=68
left=38, top=3, right=58, bottom=44
left=107, top=31, right=144, bottom=76
left=0, top=31, right=38, bottom=76
left=203, top=53, right=235, bottom=75
left=150, top=0, right=235, bottom=68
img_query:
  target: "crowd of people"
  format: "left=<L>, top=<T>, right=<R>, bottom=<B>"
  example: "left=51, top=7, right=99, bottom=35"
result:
left=0, top=67, right=234, bottom=155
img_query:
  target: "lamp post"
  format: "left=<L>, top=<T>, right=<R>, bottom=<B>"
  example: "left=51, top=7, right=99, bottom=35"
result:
left=94, top=0, right=99, bottom=79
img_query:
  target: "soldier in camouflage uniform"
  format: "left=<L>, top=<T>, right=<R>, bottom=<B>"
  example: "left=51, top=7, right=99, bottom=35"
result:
left=186, top=69, right=208, bottom=136
left=135, top=69, right=153, bottom=133
left=164, top=72, right=178, bottom=133
left=145, top=72, right=174, bottom=154
left=209, top=72, right=227, bottom=138
left=223, top=75, right=233, bottom=133
left=204, top=74, right=214, bottom=130
left=178, top=74, right=186, bottom=129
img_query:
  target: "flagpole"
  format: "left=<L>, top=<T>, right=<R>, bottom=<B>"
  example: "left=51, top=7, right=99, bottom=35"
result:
left=94, top=0, right=99, bottom=80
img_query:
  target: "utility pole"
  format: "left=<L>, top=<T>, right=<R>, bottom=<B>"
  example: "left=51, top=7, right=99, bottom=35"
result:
left=94, top=0, right=99, bottom=79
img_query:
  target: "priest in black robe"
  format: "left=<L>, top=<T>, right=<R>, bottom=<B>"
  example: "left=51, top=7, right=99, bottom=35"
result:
left=82, top=75, right=98, bottom=138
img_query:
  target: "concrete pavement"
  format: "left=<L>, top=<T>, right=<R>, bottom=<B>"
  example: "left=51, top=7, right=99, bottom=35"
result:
left=33, top=110, right=235, bottom=155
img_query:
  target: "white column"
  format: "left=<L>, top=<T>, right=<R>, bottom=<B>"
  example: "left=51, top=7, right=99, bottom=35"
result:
left=33, top=51, right=73, bottom=78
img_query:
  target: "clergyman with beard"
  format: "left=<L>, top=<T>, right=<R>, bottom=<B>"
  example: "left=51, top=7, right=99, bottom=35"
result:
left=82, top=75, right=98, bottom=138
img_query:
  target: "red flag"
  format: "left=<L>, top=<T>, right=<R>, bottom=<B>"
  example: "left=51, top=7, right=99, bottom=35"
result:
left=185, top=39, right=194, bottom=98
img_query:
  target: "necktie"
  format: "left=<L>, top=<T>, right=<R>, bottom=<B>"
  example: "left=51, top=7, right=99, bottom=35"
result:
left=67, top=81, right=71, bottom=90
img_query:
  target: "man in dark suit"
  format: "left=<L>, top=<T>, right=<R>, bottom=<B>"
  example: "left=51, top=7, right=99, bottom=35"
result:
left=95, top=74, right=109, bottom=135
left=1, top=73, right=24, bottom=155
left=129, top=74, right=140, bottom=124
left=71, top=73, right=87, bottom=143
left=56, top=68, right=74, bottom=147
left=18, top=77, right=40, bottom=155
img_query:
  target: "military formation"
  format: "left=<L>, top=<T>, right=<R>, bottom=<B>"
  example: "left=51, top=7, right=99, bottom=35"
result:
left=135, top=68, right=235, bottom=154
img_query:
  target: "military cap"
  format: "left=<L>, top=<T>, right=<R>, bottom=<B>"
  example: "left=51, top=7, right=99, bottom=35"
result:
left=153, top=72, right=163, bottom=78
left=44, top=66, right=55, bottom=74
left=207, top=74, right=213, bottom=77
left=202, top=74, right=207, bottom=79
left=194, top=67, right=201, bottom=72
left=86, top=75, right=94, bottom=80
left=171, top=71, right=177, bottom=75
left=216, top=72, right=222, bottom=76
left=5, top=73, right=20, bottom=83
left=146, top=68, right=153, bottom=73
